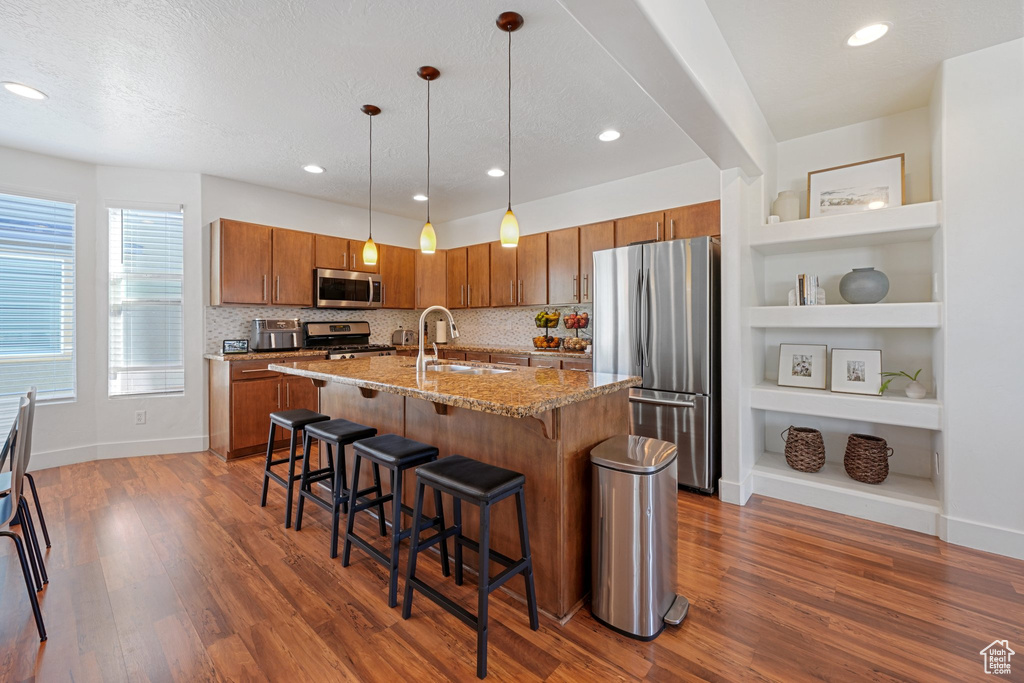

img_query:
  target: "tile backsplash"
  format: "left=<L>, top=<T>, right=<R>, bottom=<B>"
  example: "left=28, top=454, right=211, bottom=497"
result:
left=205, top=304, right=593, bottom=353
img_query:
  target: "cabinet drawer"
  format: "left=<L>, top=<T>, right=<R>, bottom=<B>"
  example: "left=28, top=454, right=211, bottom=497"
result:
left=229, top=355, right=320, bottom=381
left=529, top=357, right=561, bottom=369
left=465, top=352, right=491, bottom=362
left=441, top=350, right=467, bottom=361
left=489, top=354, right=530, bottom=367
left=561, top=358, right=593, bottom=372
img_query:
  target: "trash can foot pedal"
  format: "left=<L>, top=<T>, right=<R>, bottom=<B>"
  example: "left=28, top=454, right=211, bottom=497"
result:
left=664, top=594, right=689, bottom=626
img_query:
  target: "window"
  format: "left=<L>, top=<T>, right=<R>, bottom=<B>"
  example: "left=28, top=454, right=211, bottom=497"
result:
left=108, top=207, right=184, bottom=397
left=0, top=192, right=76, bottom=410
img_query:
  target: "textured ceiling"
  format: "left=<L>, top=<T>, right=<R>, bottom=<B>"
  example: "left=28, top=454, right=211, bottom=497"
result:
left=706, top=0, right=1024, bottom=141
left=0, top=0, right=705, bottom=222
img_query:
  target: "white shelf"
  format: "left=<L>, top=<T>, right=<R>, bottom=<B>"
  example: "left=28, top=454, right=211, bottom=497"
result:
left=749, top=382, right=942, bottom=430
left=752, top=451, right=940, bottom=535
left=749, top=201, right=941, bottom=255
left=747, top=302, right=942, bottom=329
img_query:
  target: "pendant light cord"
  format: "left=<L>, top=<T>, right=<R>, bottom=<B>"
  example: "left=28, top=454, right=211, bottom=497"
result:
left=427, top=78, right=431, bottom=223
left=368, top=114, right=373, bottom=239
left=507, top=28, right=512, bottom=210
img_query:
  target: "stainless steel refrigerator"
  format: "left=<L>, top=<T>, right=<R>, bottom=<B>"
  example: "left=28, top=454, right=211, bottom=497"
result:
left=593, top=237, right=720, bottom=492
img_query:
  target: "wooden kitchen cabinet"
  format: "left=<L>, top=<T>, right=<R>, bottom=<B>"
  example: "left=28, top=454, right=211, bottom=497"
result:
left=212, top=219, right=271, bottom=305
left=489, top=353, right=530, bottom=366
left=547, top=227, right=579, bottom=305
left=467, top=243, right=490, bottom=308
left=579, top=220, right=614, bottom=303
left=665, top=200, right=721, bottom=239
left=349, top=238, right=380, bottom=274
left=314, top=234, right=350, bottom=270
left=529, top=356, right=561, bottom=369
left=379, top=244, right=415, bottom=309
left=414, top=249, right=447, bottom=309
left=284, top=376, right=318, bottom=412
left=561, top=358, right=593, bottom=372
left=516, top=232, right=548, bottom=306
left=465, top=351, right=490, bottom=362
left=446, top=248, right=468, bottom=309
left=489, top=241, right=517, bottom=307
left=230, top=377, right=282, bottom=452
left=271, top=228, right=314, bottom=306
left=615, top=210, right=664, bottom=247
left=440, top=350, right=467, bottom=361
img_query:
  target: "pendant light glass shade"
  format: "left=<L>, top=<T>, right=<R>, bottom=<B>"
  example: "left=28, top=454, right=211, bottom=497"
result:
left=362, top=236, right=378, bottom=266
left=419, top=222, right=436, bottom=253
left=500, top=209, right=519, bottom=247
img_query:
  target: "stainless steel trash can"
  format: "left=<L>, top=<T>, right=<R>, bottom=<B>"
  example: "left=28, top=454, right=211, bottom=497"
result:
left=591, top=435, right=689, bottom=640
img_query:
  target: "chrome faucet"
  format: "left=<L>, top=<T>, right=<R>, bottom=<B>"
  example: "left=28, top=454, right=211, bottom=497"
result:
left=417, top=306, right=460, bottom=372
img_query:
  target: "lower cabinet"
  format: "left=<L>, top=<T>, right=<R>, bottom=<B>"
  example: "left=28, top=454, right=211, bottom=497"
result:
left=561, top=358, right=593, bottom=372
left=489, top=354, right=530, bottom=367
left=529, top=357, right=561, bottom=369
left=465, top=351, right=491, bottom=362
left=230, top=377, right=281, bottom=451
left=440, top=350, right=467, bottom=361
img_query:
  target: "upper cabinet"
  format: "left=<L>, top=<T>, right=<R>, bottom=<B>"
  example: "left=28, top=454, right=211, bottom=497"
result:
left=615, top=210, right=664, bottom=247
left=578, top=221, right=614, bottom=304
left=466, top=243, right=490, bottom=308
left=414, top=249, right=447, bottom=309
left=516, top=233, right=548, bottom=306
left=665, top=200, right=720, bottom=240
left=349, top=238, right=380, bottom=274
left=446, top=248, right=468, bottom=309
left=271, top=228, right=314, bottom=306
left=489, top=241, right=517, bottom=307
left=547, top=227, right=579, bottom=305
left=380, top=244, right=415, bottom=309
left=212, top=219, right=272, bottom=305
left=314, top=234, right=349, bottom=270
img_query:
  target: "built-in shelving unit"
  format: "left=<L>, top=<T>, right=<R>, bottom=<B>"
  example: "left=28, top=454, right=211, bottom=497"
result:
left=735, top=200, right=946, bottom=535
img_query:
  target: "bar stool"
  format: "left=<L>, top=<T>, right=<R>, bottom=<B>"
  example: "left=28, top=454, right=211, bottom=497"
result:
left=260, top=408, right=329, bottom=528
left=295, top=418, right=385, bottom=558
left=402, top=455, right=538, bottom=679
left=342, top=434, right=451, bottom=608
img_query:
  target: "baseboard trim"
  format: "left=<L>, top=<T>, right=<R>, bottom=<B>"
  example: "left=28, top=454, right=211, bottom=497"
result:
left=32, top=435, right=209, bottom=470
left=942, top=515, right=1024, bottom=561
left=718, top=471, right=753, bottom=505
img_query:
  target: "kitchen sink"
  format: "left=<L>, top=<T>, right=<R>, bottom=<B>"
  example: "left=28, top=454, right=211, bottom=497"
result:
left=426, top=363, right=512, bottom=376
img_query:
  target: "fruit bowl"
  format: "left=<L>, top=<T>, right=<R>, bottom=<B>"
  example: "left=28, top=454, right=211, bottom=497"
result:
left=532, top=335, right=562, bottom=350
left=563, top=311, right=590, bottom=330
left=534, top=310, right=561, bottom=328
left=563, top=337, right=591, bottom=352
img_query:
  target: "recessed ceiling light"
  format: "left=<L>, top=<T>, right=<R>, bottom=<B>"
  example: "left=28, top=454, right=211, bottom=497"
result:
left=598, top=130, right=621, bottom=142
left=487, top=168, right=505, bottom=177
left=413, top=194, right=428, bottom=201
left=2, top=82, right=47, bottom=100
left=302, top=164, right=325, bottom=174
left=846, top=22, right=891, bottom=47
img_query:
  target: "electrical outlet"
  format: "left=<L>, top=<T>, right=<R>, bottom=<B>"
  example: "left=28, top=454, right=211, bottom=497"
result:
left=135, top=410, right=147, bottom=425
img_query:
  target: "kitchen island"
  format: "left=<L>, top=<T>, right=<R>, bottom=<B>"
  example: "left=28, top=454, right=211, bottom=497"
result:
left=270, top=355, right=640, bottom=621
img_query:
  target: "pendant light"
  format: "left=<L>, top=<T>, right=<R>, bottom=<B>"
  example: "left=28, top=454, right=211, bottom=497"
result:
left=418, top=66, right=440, bottom=254
left=361, top=104, right=380, bottom=266
left=497, top=11, right=523, bottom=248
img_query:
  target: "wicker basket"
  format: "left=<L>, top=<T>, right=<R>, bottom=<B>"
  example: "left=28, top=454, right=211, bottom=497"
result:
left=844, top=433, right=894, bottom=484
left=781, top=426, right=825, bottom=473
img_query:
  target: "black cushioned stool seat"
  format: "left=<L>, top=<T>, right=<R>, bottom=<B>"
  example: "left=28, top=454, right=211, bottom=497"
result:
left=402, top=455, right=538, bottom=679
left=295, top=419, right=381, bottom=558
left=342, top=435, right=450, bottom=608
left=260, top=409, right=329, bottom=529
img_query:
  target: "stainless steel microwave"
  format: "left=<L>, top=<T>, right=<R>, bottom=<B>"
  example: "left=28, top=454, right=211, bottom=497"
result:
left=315, top=268, right=382, bottom=309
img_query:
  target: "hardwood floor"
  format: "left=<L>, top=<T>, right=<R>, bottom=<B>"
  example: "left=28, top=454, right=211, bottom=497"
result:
left=1, top=451, right=1022, bottom=681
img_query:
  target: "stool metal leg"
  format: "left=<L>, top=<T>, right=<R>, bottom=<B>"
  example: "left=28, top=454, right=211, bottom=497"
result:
left=516, top=489, right=539, bottom=630
left=26, top=474, right=50, bottom=548
left=330, top=444, right=344, bottom=559
left=401, top=481, right=427, bottom=619
left=0, top=531, right=46, bottom=641
left=453, top=497, right=464, bottom=586
left=295, top=432, right=313, bottom=531
left=372, top=463, right=387, bottom=537
left=387, top=466, right=404, bottom=608
left=433, top=488, right=451, bottom=577
left=284, top=428, right=300, bottom=529
left=333, top=443, right=348, bottom=514
left=20, top=498, right=47, bottom=586
left=260, top=422, right=276, bottom=507
left=341, top=454, right=363, bottom=567
left=477, top=502, right=491, bottom=679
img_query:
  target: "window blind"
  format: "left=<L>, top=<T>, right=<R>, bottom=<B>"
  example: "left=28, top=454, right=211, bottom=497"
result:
left=0, top=192, right=76, bottom=415
left=108, top=207, right=184, bottom=397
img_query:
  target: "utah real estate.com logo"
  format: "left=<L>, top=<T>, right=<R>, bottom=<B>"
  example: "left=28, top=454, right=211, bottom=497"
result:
left=980, top=640, right=1014, bottom=675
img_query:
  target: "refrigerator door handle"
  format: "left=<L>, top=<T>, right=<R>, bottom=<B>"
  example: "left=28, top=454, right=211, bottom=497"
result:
left=640, top=266, right=651, bottom=367
left=629, top=395, right=696, bottom=409
left=633, top=266, right=643, bottom=367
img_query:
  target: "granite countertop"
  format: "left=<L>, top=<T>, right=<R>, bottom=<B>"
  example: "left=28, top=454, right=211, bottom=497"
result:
left=269, top=356, right=638, bottom=418
left=394, top=344, right=594, bottom=361
left=204, top=349, right=328, bottom=362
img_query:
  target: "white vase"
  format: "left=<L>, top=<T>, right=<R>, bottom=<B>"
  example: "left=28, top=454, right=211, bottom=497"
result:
left=772, top=190, right=800, bottom=222
left=905, top=380, right=926, bottom=399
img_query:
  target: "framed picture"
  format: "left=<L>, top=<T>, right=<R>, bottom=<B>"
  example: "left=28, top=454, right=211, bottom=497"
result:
left=222, top=339, right=249, bottom=355
left=777, top=343, right=827, bottom=390
left=807, top=154, right=905, bottom=218
left=830, top=348, right=882, bottom=395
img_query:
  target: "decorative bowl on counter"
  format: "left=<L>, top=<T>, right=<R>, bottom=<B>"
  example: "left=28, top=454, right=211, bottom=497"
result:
left=563, top=337, right=590, bottom=352
left=563, top=311, right=589, bottom=329
left=532, top=335, right=562, bottom=349
left=534, top=310, right=561, bottom=328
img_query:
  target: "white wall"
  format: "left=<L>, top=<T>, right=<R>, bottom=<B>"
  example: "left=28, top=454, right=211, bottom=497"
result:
left=776, top=107, right=933, bottom=219
left=436, top=159, right=720, bottom=248
left=938, top=39, right=1024, bottom=559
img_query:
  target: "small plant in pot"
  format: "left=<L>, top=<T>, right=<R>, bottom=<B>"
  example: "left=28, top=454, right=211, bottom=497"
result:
left=879, top=369, right=926, bottom=399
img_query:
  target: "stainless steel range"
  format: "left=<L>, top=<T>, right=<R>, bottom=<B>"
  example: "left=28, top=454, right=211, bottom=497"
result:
left=303, top=321, right=395, bottom=359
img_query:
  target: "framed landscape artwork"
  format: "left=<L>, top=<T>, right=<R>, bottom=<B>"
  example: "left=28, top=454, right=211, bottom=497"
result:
left=830, top=348, right=883, bottom=395
left=777, top=343, right=827, bottom=390
left=807, top=154, right=905, bottom=218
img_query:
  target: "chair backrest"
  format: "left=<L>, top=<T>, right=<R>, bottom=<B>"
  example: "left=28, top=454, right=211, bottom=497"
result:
left=0, top=397, right=30, bottom=527
left=22, top=386, right=36, bottom=470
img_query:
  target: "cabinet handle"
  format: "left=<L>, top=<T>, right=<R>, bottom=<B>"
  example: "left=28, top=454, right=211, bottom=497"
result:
left=240, top=368, right=269, bottom=374
left=583, top=274, right=588, bottom=300
left=509, top=280, right=514, bottom=305
left=461, top=285, right=465, bottom=306
left=286, top=382, right=291, bottom=407
left=494, top=361, right=518, bottom=366
left=276, top=275, right=281, bottom=302
left=262, top=274, right=267, bottom=302
left=467, top=284, right=471, bottom=307
left=518, top=280, right=523, bottom=304
left=342, top=251, right=347, bottom=269
left=569, top=368, right=589, bottom=372
left=670, top=218, right=675, bottom=240
left=656, top=221, right=661, bottom=241
left=573, top=275, right=578, bottom=300
left=277, top=383, right=281, bottom=408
